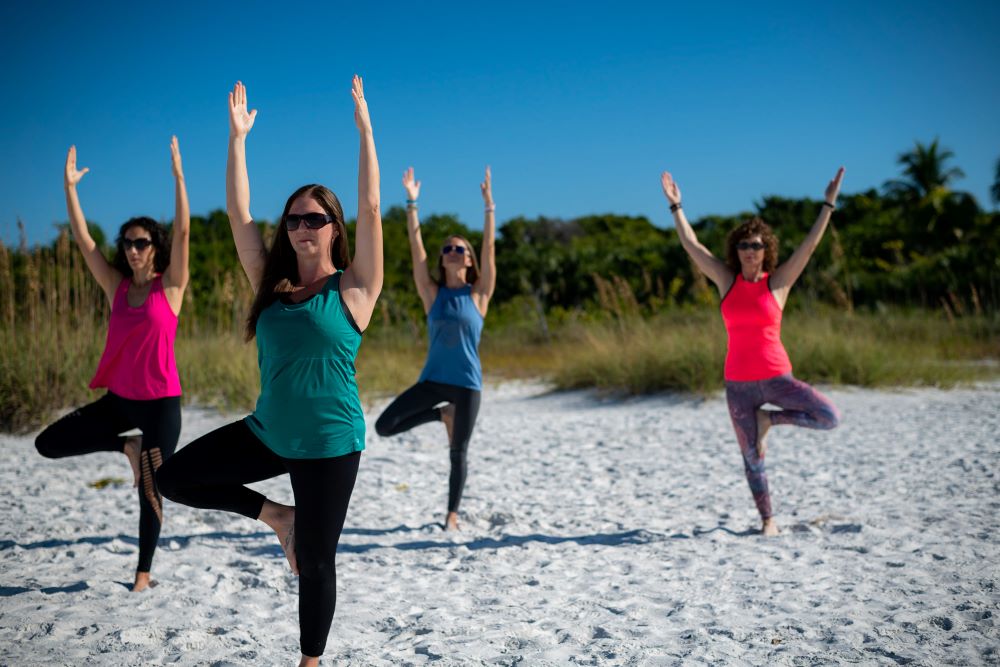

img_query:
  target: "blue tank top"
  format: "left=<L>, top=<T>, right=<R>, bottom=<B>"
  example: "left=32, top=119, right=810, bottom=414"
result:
left=245, top=272, right=366, bottom=459
left=418, top=284, right=483, bottom=390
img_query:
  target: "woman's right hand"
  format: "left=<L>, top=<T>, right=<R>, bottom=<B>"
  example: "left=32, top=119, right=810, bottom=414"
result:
left=403, top=167, right=421, bottom=201
left=228, top=81, right=257, bottom=138
left=660, top=171, right=681, bottom=206
left=65, top=145, right=89, bottom=188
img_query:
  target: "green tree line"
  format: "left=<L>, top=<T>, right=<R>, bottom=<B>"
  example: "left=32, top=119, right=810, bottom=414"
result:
left=6, top=139, right=1000, bottom=337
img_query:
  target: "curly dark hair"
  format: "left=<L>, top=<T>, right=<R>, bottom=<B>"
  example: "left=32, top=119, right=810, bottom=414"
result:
left=245, top=184, right=351, bottom=341
left=725, top=217, right=779, bottom=273
left=435, top=235, right=480, bottom=287
left=112, top=217, right=171, bottom=277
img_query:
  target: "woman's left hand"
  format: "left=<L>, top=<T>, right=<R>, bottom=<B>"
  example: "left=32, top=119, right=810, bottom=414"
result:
left=170, top=135, right=184, bottom=179
left=352, top=75, right=372, bottom=134
left=825, top=166, right=845, bottom=205
left=480, top=166, right=493, bottom=206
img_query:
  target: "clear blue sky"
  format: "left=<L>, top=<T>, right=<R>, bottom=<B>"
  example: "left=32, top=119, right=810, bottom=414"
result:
left=2, top=1, right=999, bottom=245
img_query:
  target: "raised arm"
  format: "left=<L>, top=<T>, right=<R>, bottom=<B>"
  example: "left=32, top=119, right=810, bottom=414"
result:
left=472, top=166, right=496, bottom=316
left=63, top=146, right=122, bottom=303
left=341, top=75, right=384, bottom=331
left=163, top=136, right=190, bottom=312
left=661, top=171, right=733, bottom=295
left=770, top=167, right=845, bottom=305
left=226, top=81, right=266, bottom=291
left=402, top=167, right=438, bottom=313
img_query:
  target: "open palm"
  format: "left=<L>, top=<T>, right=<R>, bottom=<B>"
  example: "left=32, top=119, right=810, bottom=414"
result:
left=228, top=81, right=257, bottom=138
left=65, top=145, right=89, bottom=187
left=403, top=167, right=421, bottom=200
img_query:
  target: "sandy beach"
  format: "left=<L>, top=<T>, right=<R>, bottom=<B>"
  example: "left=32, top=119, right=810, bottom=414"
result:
left=1, top=381, right=997, bottom=665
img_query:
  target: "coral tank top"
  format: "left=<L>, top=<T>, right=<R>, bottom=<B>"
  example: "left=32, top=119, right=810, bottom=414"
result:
left=720, top=273, right=792, bottom=382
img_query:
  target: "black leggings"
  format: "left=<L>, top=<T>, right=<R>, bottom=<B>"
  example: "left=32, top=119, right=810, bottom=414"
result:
left=34, top=392, right=181, bottom=573
left=375, top=381, right=481, bottom=513
left=156, top=421, right=360, bottom=658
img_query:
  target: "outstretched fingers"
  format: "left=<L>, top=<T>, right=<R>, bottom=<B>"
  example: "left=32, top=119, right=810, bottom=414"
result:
left=660, top=171, right=680, bottom=203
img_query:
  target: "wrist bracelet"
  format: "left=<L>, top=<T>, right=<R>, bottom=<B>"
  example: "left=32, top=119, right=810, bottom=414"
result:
left=670, top=202, right=682, bottom=212
left=406, top=199, right=418, bottom=204
left=821, top=201, right=835, bottom=210
left=406, top=203, right=418, bottom=210
left=485, top=204, right=496, bottom=212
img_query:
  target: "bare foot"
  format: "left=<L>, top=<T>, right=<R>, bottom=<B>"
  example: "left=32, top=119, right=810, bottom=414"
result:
left=259, top=501, right=298, bottom=575
left=761, top=518, right=780, bottom=537
left=131, top=571, right=155, bottom=592
left=298, top=654, right=320, bottom=667
left=123, top=436, right=142, bottom=487
left=755, top=409, right=771, bottom=459
left=440, top=404, right=455, bottom=444
left=445, top=512, right=460, bottom=531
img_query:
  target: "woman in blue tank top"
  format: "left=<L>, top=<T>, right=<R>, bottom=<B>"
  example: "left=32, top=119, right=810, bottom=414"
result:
left=375, top=166, right=497, bottom=531
left=157, top=77, right=382, bottom=666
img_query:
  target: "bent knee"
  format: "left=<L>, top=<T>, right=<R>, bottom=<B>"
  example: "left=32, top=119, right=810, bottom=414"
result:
left=374, top=415, right=396, bottom=438
left=154, top=463, right=180, bottom=500
left=819, top=406, right=841, bottom=430
left=34, top=432, right=60, bottom=459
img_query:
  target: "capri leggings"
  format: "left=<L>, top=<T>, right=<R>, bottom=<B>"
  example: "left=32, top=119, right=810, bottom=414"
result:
left=156, top=420, right=359, bottom=658
left=725, top=373, right=840, bottom=520
left=374, top=381, right=481, bottom=513
left=34, top=391, right=181, bottom=573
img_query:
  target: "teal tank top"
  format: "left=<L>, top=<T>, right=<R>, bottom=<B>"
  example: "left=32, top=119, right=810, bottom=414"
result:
left=245, top=271, right=365, bottom=459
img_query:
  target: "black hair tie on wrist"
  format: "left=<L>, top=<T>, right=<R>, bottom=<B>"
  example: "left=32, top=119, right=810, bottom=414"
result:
left=822, top=201, right=836, bottom=210
left=670, top=202, right=682, bottom=212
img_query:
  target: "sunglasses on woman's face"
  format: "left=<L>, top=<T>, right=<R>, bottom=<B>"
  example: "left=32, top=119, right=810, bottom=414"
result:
left=122, top=238, right=153, bottom=251
left=285, top=213, right=334, bottom=231
left=737, top=241, right=765, bottom=251
left=442, top=245, right=467, bottom=255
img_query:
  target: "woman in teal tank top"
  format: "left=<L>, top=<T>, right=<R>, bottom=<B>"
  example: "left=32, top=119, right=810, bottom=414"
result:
left=375, top=166, right=497, bottom=531
left=157, top=77, right=383, bottom=666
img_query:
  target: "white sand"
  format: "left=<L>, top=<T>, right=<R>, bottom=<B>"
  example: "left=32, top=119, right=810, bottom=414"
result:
left=1, top=381, right=997, bottom=665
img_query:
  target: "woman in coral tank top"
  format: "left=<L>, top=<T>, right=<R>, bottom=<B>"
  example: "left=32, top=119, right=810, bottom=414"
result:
left=35, top=137, right=190, bottom=591
left=660, top=167, right=845, bottom=536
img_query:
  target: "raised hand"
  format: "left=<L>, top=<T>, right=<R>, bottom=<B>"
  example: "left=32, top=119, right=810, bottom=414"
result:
left=228, top=81, right=258, bottom=138
left=170, top=135, right=184, bottom=180
left=65, top=145, right=90, bottom=188
left=403, top=167, right=421, bottom=200
left=824, top=166, right=846, bottom=205
left=352, top=75, right=372, bottom=134
left=660, top=171, right=681, bottom=205
left=480, top=166, right=493, bottom=206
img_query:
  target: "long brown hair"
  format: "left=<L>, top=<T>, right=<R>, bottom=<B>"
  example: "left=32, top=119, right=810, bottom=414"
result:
left=725, top=217, right=779, bottom=273
left=245, top=184, right=350, bottom=340
left=435, top=235, right=480, bottom=286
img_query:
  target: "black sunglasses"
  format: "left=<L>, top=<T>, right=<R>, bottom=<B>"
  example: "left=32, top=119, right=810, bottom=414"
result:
left=737, top=241, right=765, bottom=251
left=442, top=244, right=467, bottom=255
left=285, top=213, right=334, bottom=231
left=122, top=238, right=153, bottom=251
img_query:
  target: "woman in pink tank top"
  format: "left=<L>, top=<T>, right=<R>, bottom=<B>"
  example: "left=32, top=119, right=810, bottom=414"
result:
left=34, top=138, right=190, bottom=591
left=660, top=167, right=845, bottom=536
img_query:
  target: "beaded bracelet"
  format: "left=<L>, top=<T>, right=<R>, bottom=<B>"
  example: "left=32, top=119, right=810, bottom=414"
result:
left=670, top=202, right=682, bottom=213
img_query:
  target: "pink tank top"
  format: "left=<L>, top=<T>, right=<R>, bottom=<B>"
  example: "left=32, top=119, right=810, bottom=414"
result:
left=89, top=276, right=182, bottom=400
left=720, top=273, right=792, bottom=382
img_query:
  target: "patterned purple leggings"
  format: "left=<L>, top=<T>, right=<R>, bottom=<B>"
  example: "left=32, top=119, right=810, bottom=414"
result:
left=725, top=373, right=840, bottom=520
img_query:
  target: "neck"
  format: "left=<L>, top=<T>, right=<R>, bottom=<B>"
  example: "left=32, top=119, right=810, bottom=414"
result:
left=296, top=255, right=336, bottom=286
left=131, top=267, right=155, bottom=286
left=444, top=267, right=467, bottom=289
left=741, top=266, right=764, bottom=282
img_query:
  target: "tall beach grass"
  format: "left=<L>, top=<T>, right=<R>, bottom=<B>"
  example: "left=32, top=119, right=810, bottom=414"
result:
left=2, top=231, right=997, bottom=433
